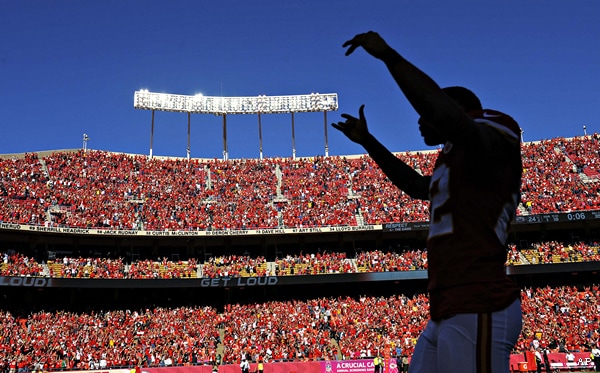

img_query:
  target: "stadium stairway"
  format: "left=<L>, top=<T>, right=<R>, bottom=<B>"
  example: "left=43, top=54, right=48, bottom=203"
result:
left=346, top=173, right=364, bottom=226
left=36, top=154, right=50, bottom=180
left=266, top=262, right=277, bottom=276
left=217, top=327, right=225, bottom=361
left=355, top=212, right=365, bottom=226
left=275, top=165, right=283, bottom=198
left=36, top=155, right=56, bottom=223
left=273, top=164, right=288, bottom=228
left=205, top=165, right=213, bottom=190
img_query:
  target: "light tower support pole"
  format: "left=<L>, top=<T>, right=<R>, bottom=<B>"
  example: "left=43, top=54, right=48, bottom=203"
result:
left=187, top=112, right=191, bottom=160
left=291, top=112, right=296, bottom=160
left=258, top=113, right=263, bottom=160
left=222, top=114, right=228, bottom=160
left=150, top=110, right=155, bottom=158
left=323, top=111, right=329, bottom=157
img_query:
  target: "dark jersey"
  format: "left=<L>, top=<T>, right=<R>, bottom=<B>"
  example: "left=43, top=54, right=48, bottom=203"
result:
left=426, top=109, right=522, bottom=320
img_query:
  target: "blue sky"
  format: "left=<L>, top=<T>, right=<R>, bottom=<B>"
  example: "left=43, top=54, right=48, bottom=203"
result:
left=1, top=0, right=599, bottom=159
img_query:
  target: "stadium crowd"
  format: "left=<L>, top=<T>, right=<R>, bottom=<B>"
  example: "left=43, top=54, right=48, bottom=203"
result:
left=520, top=136, right=600, bottom=214
left=0, top=306, right=223, bottom=372
left=0, top=286, right=598, bottom=372
left=1, top=134, right=600, bottom=372
left=274, top=252, right=355, bottom=275
left=2, top=239, right=599, bottom=279
left=1, top=134, right=599, bottom=231
left=202, top=256, right=268, bottom=278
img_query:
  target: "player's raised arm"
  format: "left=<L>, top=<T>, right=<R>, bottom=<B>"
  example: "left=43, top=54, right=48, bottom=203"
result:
left=332, top=105, right=430, bottom=200
left=343, top=31, right=520, bottom=159
left=343, top=31, right=469, bottom=140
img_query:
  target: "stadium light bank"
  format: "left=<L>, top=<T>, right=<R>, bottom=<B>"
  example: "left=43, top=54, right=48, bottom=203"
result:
left=133, top=90, right=339, bottom=160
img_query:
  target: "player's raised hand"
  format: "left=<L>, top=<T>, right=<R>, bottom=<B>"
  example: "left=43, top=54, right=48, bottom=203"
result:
left=332, top=105, right=371, bottom=145
left=342, top=31, right=392, bottom=59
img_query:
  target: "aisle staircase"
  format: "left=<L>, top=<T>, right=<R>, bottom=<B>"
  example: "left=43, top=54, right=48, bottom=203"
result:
left=36, top=155, right=55, bottom=223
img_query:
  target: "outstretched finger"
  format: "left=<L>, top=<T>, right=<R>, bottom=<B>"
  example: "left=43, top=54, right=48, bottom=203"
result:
left=358, top=104, right=366, bottom=121
left=331, top=122, right=346, bottom=132
left=344, top=43, right=359, bottom=56
left=343, top=36, right=362, bottom=55
left=340, top=113, right=357, bottom=121
left=342, top=38, right=354, bottom=48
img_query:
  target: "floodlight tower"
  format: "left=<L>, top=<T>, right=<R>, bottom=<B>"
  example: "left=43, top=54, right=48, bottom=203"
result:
left=133, top=90, right=338, bottom=159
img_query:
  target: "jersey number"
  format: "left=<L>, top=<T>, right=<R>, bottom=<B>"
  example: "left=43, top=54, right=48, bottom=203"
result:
left=429, top=164, right=453, bottom=239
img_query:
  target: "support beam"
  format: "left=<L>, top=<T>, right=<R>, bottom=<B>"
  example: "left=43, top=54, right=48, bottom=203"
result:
left=291, top=112, right=296, bottom=160
left=323, top=111, right=329, bottom=157
left=149, top=110, right=155, bottom=158
left=222, top=114, right=228, bottom=160
left=258, top=113, right=263, bottom=160
left=187, top=112, right=191, bottom=160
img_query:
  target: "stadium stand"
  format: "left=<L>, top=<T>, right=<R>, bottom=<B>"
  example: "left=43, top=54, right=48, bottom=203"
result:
left=1, top=135, right=600, bottom=230
left=0, top=287, right=598, bottom=370
left=1, top=134, right=600, bottom=372
left=2, top=240, right=599, bottom=280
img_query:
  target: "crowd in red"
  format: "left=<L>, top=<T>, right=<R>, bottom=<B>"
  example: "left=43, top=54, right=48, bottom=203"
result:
left=562, top=134, right=600, bottom=179
left=279, top=157, right=359, bottom=227
left=2, top=240, right=599, bottom=279
left=2, top=253, right=199, bottom=279
left=0, top=286, right=598, bottom=372
left=1, top=134, right=599, bottom=231
left=219, top=300, right=340, bottom=363
left=202, top=255, right=268, bottom=278
left=355, top=249, right=428, bottom=272
left=346, top=153, right=434, bottom=225
left=0, top=153, right=51, bottom=226
left=1, top=135, right=600, bottom=372
left=520, top=136, right=600, bottom=214
left=47, top=256, right=126, bottom=279
left=508, top=241, right=600, bottom=265
left=0, top=306, right=223, bottom=372
left=274, top=252, right=355, bottom=275
left=518, top=285, right=600, bottom=354
left=0, top=252, right=44, bottom=277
